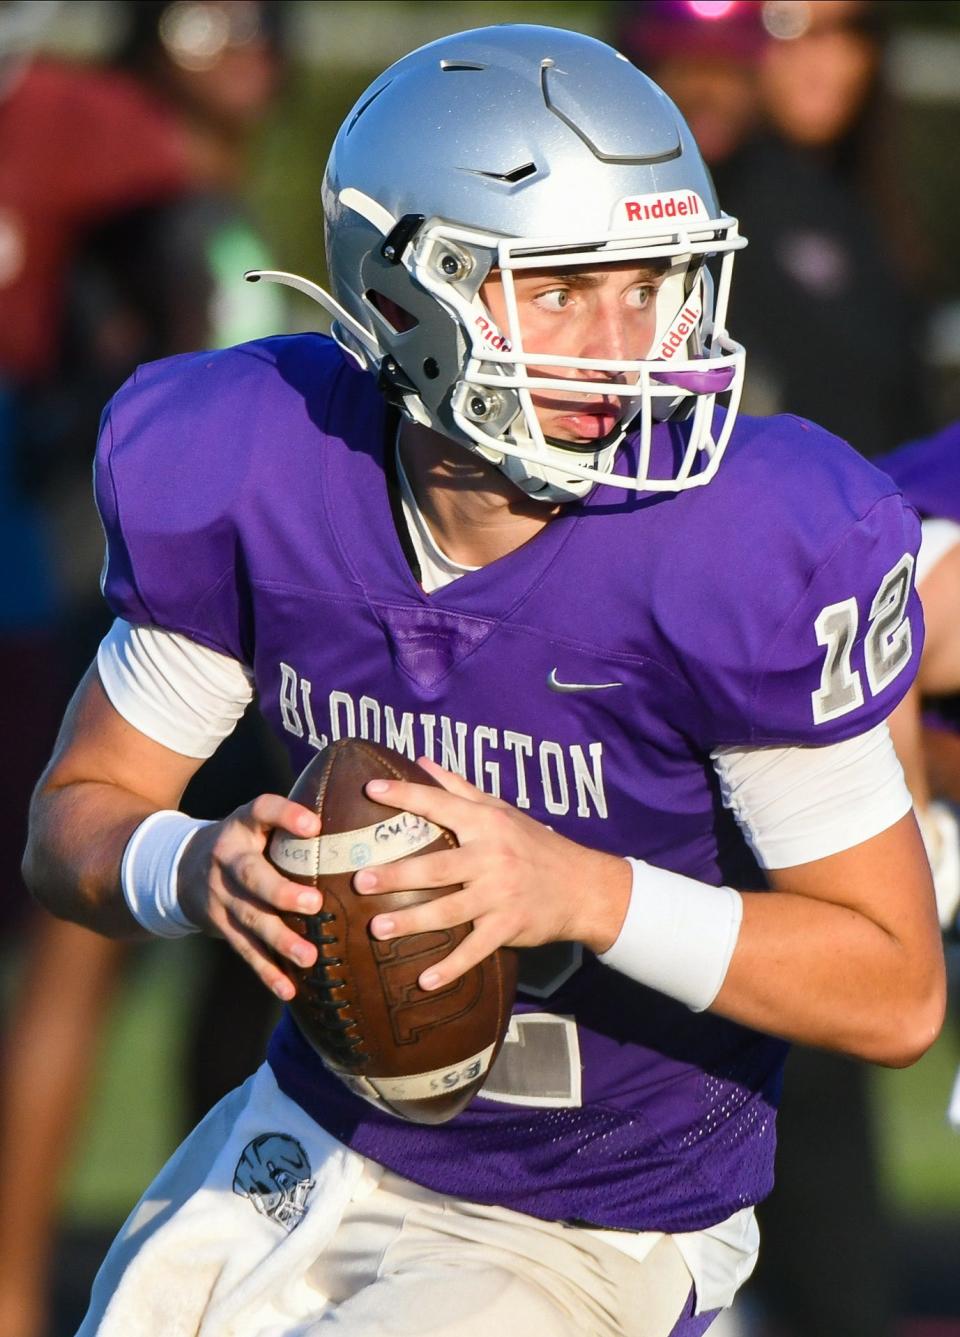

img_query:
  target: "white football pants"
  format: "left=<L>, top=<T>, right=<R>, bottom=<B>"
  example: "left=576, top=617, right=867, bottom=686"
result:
left=76, top=1063, right=696, bottom=1337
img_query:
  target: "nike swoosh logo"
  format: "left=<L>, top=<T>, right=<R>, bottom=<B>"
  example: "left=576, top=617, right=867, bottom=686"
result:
left=547, top=668, right=623, bottom=693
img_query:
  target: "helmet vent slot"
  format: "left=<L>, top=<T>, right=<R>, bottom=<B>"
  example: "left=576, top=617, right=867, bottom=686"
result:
left=440, top=61, right=487, bottom=71
left=346, top=84, right=389, bottom=134
left=366, top=291, right=419, bottom=334
left=476, top=162, right=537, bottom=184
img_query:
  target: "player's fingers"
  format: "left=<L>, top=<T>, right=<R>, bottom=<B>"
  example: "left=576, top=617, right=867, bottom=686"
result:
left=416, top=921, right=505, bottom=992
left=353, top=846, right=465, bottom=895
left=368, top=888, right=475, bottom=941
left=365, top=777, right=478, bottom=830
left=219, top=907, right=299, bottom=1001
left=219, top=882, right=318, bottom=971
left=413, top=756, right=498, bottom=802
left=221, top=848, right=323, bottom=917
left=245, top=793, right=321, bottom=839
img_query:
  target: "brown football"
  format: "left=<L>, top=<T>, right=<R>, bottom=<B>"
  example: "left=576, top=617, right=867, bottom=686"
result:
left=266, top=738, right=517, bottom=1124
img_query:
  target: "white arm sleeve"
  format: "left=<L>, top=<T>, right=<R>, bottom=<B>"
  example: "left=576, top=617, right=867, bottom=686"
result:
left=917, top=516, right=960, bottom=587
left=712, top=722, right=912, bottom=869
left=97, top=619, right=254, bottom=759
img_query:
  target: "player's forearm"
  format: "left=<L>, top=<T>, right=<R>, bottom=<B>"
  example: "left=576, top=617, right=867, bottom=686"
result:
left=603, top=813, right=945, bottom=1066
left=22, top=778, right=156, bottom=937
left=714, top=886, right=945, bottom=1067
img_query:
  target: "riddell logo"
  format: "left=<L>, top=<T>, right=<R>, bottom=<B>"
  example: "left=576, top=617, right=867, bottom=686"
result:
left=474, top=314, right=511, bottom=352
left=659, top=298, right=702, bottom=360
left=618, top=192, right=706, bottom=228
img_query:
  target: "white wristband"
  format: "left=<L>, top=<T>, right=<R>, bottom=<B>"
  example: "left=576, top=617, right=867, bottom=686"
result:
left=120, top=810, right=214, bottom=938
left=598, top=858, right=743, bottom=1011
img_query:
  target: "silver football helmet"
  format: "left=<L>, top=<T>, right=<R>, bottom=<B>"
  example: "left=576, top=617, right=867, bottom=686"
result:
left=250, top=25, right=746, bottom=503
left=232, top=1132, right=314, bottom=1232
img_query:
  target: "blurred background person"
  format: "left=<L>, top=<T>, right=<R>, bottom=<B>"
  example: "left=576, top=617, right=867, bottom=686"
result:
left=617, top=0, right=931, bottom=459
left=0, top=7, right=192, bottom=1333
left=0, top=0, right=191, bottom=947
left=17, top=0, right=288, bottom=674
left=614, top=3, right=937, bottom=1335
left=749, top=0, right=932, bottom=453
left=0, top=4, right=289, bottom=1334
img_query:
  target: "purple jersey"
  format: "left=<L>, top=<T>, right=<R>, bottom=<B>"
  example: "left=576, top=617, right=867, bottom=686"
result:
left=95, top=335, right=922, bottom=1233
left=879, top=422, right=960, bottom=524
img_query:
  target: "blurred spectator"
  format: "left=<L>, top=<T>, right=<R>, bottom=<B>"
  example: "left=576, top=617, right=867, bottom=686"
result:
left=0, top=9, right=195, bottom=1334
left=0, top=0, right=192, bottom=942
left=617, top=0, right=766, bottom=167
left=761, top=0, right=880, bottom=154
left=617, top=0, right=930, bottom=459
left=0, top=5, right=288, bottom=1334
left=614, top=3, right=938, bottom=1336
left=0, top=3, right=189, bottom=385
left=18, top=0, right=287, bottom=672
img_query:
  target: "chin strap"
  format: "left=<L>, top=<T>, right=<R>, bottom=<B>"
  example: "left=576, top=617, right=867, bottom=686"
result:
left=497, top=443, right=611, bottom=505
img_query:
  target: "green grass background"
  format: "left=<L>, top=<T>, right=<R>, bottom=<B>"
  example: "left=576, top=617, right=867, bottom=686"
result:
left=61, top=939, right=201, bottom=1223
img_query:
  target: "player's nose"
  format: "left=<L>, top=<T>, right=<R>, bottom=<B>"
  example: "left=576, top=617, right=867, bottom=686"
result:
left=579, top=296, right=636, bottom=365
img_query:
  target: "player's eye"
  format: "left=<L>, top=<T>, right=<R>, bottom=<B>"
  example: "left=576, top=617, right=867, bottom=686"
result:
left=533, top=288, right=571, bottom=313
left=626, top=285, right=655, bottom=310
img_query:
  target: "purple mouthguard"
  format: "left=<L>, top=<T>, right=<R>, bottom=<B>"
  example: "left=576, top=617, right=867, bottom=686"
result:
left=651, top=367, right=735, bottom=394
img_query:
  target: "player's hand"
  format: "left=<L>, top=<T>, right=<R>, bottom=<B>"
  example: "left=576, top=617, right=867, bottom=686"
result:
left=354, top=757, right=630, bottom=991
left=177, top=794, right=322, bottom=1000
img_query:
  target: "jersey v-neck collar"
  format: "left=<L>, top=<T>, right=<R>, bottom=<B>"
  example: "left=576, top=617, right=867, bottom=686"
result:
left=394, top=428, right=481, bottom=592
left=323, top=386, right=588, bottom=622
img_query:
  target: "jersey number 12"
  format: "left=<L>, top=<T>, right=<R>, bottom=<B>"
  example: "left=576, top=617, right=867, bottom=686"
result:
left=811, top=552, right=914, bottom=725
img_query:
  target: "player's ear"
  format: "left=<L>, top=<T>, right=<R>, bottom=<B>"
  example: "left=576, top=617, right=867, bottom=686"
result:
left=367, top=291, right=418, bottom=333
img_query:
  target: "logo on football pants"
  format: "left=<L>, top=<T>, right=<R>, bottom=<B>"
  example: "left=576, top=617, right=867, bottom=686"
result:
left=233, top=1132, right=315, bottom=1232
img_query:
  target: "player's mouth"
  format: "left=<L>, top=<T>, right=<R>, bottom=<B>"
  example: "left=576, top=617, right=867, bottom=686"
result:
left=533, top=392, right=624, bottom=442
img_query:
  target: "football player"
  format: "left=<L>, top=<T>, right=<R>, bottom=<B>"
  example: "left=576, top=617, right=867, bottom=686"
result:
left=23, top=26, right=944, bottom=1337
left=881, top=423, right=960, bottom=927
left=878, top=421, right=960, bottom=1139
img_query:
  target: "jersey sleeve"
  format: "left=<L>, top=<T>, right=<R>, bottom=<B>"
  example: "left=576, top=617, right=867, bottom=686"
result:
left=94, top=352, right=256, bottom=663
left=747, top=491, right=922, bottom=744
left=94, top=335, right=344, bottom=666
left=658, top=419, right=925, bottom=749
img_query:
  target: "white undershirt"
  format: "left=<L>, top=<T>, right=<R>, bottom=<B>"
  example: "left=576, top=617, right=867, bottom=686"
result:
left=95, top=457, right=913, bottom=1312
